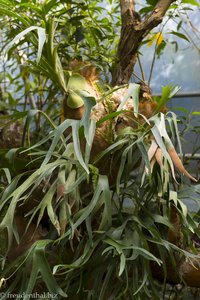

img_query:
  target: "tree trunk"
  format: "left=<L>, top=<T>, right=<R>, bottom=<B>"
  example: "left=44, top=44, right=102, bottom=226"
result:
left=111, top=0, right=176, bottom=86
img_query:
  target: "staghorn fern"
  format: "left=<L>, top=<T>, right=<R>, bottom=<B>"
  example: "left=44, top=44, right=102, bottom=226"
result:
left=0, top=84, right=199, bottom=299
left=0, top=2, right=199, bottom=298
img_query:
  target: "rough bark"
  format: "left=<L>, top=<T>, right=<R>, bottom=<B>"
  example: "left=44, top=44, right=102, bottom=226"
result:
left=111, top=0, right=176, bottom=86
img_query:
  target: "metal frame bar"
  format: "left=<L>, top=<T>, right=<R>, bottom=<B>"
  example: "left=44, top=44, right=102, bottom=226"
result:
left=183, top=154, right=200, bottom=160
left=154, top=92, right=200, bottom=98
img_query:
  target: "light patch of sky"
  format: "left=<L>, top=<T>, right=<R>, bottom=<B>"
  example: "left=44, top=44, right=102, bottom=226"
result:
left=160, top=64, right=174, bottom=78
left=175, top=54, right=184, bottom=63
left=104, top=3, right=111, bottom=11
left=145, top=46, right=200, bottom=92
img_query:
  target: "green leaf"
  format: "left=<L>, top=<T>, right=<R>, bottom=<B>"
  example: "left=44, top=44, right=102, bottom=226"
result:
left=0, top=5, right=31, bottom=27
left=79, top=90, right=96, bottom=146
left=46, top=16, right=55, bottom=61
left=53, top=240, right=100, bottom=272
left=40, top=119, right=89, bottom=174
left=52, top=46, right=68, bottom=92
left=5, top=26, right=46, bottom=63
left=72, top=120, right=89, bottom=174
left=0, top=168, right=11, bottom=184
left=94, top=137, right=128, bottom=164
left=182, top=0, right=200, bottom=6
left=152, top=214, right=173, bottom=229
left=67, top=74, right=87, bottom=92
left=73, top=175, right=111, bottom=231
left=97, top=110, right=130, bottom=126
left=44, top=0, right=57, bottom=14
left=26, top=180, right=59, bottom=233
left=25, top=240, right=67, bottom=297
left=67, top=91, right=84, bottom=108
left=133, top=271, right=148, bottom=296
left=0, top=160, right=67, bottom=249
left=116, top=138, right=141, bottom=193
left=0, top=111, right=28, bottom=127
left=154, top=85, right=181, bottom=113
left=137, top=141, right=151, bottom=174
left=151, top=115, right=177, bottom=183
left=117, top=83, right=140, bottom=117
left=147, top=0, right=159, bottom=5
left=192, top=111, right=200, bottom=115
left=169, top=31, right=190, bottom=42
left=128, top=247, right=162, bottom=265
left=139, top=6, right=154, bottom=14
left=166, top=111, right=183, bottom=158
left=119, top=253, right=126, bottom=276
left=98, top=178, right=112, bottom=230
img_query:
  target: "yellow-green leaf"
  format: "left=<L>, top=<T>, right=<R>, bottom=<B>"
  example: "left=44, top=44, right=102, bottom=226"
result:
left=67, top=91, right=84, bottom=108
left=148, top=32, right=164, bottom=47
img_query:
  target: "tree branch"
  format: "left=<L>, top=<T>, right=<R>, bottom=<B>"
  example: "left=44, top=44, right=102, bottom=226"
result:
left=111, top=0, right=176, bottom=86
left=120, top=0, right=135, bottom=26
left=141, top=0, right=176, bottom=34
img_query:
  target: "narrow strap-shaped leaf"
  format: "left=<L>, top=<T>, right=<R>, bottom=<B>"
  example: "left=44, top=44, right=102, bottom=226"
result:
left=0, top=160, right=67, bottom=249
left=79, top=90, right=96, bottom=145
left=25, top=240, right=67, bottom=297
left=117, top=83, right=140, bottom=117
left=5, top=26, right=46, bottom=63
